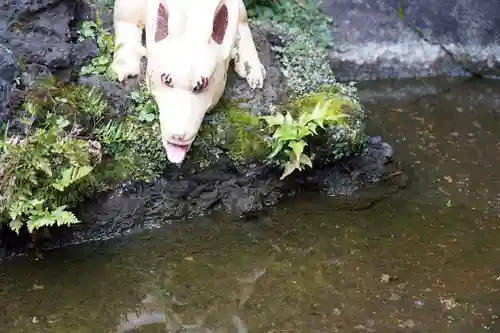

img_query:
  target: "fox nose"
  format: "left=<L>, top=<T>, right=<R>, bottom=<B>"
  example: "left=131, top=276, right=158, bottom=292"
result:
left=169, top=133, right=186, bottom=141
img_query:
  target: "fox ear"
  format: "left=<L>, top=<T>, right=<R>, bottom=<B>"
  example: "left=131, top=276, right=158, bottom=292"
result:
left=212, top=4, right=228, bottom=45
left=210, top=0, right=239, bottom=58
left=155, top=2, right=169, bottom=42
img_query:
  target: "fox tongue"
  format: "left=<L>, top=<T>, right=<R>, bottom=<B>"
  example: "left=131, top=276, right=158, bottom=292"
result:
left=165, top=143, right=190, bottom=164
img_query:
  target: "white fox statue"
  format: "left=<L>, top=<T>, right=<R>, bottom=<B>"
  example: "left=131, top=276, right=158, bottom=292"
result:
left=110, top=0, right=267, bottom=164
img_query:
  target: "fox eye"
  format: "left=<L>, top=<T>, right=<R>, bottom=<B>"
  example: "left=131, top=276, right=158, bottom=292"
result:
left=161, top=73, right=173, bottom=87
left=193, top=77, right=209, bottom=93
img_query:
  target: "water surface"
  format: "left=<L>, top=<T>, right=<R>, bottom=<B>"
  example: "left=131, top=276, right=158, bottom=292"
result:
left=1, top=77, right=500, bottom=333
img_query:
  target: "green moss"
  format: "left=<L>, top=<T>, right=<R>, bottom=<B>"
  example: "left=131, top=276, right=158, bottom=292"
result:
left=92, top=118, right=166, bottom=186
left=225, top=106, right=268, bottom=161
left=289, top=87, right=367, bottom=163
left=251, top=0, right=338, bottom=96
left=244, top=0, right=280, bottom=19
left=192, top=101, right=268, bottom=167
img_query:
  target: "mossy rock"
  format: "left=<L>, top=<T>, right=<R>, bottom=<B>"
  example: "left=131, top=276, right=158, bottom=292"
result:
left=270, top=86, right=367, bottom=168
left=0, top=13, right=367, bottom=234
left=192, top=102, right=269, bottom=167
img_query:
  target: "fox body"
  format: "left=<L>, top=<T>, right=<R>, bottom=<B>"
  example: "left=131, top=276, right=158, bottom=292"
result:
left=111, top=0, right=266, bottom=163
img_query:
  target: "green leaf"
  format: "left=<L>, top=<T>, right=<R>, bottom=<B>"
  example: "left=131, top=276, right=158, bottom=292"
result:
left=299, top=154, right=313, bottom=168
left=325, top=113, right=348, bottom=123
left=55, top=211, right=80, bottom=226
left=141, top=112, right=156, bottom=123
left=96, top=56, right=109, bottom=65
left=397, top=4, right=405, bottom=21
left=297, top=112, right=313, bottom=126
left=34, top=159, right=53, bottom=177
left=9, top=220, right=23, bottom=234
left=52, top=165, right=93, bottom=191
left=80, top=66, right=93, bottom=75
left=283, top=112, right=294, bottom=126
left=26, top=206, right=80, bottom=232
left=27, top=215, right=56, bottom=233
left=311, top=101, right=328, bottom=119
left=280, top=161, right=298, bottom=180
left=261, top=113, right=285, bottom=127
left=307, top=122, right=318, bottom=134
left=273, top=124, right=298, bottom=141
left=296, top=126, right=311, bottom=140
left=267, top=140, right=285, bottom=159
left=288, top=140, right=306, bottom=160
left=56, top=117, right=70, bottom=129
left=26, top=198, right=44, bottom=208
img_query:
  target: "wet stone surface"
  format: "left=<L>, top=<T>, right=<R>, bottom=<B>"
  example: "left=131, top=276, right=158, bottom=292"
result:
left=0, top=0, right=98, bottom=121
left=323, top=0, right=500, bottom=81
left=223, top=23, right=290, bottom=116
left=0, top=44, right=20, bottom=121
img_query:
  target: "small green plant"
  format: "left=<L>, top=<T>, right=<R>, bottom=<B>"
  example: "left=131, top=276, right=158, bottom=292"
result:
left=78, top=16, right=116, bottom=79
left=130, top=87, right=159, bottom=123
left=0, top=74, right=167, bottom=234
left=244, top=0, right=280, bottom=19
left=262, top=98, right=352, bottom=180
left=0, top=102, right=97, bottom=233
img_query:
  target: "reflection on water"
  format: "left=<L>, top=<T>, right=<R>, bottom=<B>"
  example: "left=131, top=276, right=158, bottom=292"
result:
left=360, top=77, right=500, bottom=214
left=1, top=78, right=500, bottom=333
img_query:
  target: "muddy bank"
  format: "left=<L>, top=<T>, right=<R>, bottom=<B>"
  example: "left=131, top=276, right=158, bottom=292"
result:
left=324, top=0, right=500, bottom=81
left=0, top=0, right=407, bottom=259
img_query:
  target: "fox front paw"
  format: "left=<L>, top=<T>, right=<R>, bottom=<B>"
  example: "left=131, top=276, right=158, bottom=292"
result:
left=245, top=62, right=266, bottom=90
left=110, top=44, right=146, bottom=81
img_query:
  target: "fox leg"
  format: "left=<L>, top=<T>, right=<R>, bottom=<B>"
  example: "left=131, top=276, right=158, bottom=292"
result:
left=110, top=0, right=147, bottom=81
left=231, top=2, right=266, bottom=89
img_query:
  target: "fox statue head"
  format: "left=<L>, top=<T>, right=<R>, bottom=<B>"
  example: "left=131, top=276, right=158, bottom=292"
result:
left=145, top=0, right=239, bottom=164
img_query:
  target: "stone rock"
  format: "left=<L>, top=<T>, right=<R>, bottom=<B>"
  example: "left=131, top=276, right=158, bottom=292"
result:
left=71, top=38, right=100, bottom=72
left=21, top=64, right=52, bottom=88
left=323, top=0, right=500, bottom=81
left=0, top=0, right=97, bottom=76
left=223, top=23, right=289, bottom=116
left=78, top=75, right=134, bottom=118
left=59, top=137, right=404, bottom=244
left=0, top=2, right=73, bottom=70
left=0, top=44, right=20, bottom=122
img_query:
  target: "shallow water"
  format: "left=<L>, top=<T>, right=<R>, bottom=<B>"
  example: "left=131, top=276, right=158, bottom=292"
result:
left=1, top=78, right=500, bottom=333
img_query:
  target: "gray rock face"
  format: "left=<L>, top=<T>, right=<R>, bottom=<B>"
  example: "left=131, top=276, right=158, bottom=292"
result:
left=223, top=23, right=289, bottom=116
left=0, top=44, right=20, bottom=122
left=0, top=2, right=73, bottom=69
left=324, top=0, right=500, bottom=81
left=0, top=0, right=98, bottom=73
left=0, top=0, right=98, bottom=121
